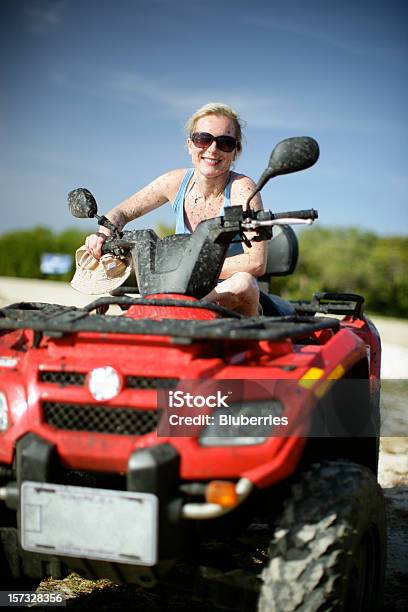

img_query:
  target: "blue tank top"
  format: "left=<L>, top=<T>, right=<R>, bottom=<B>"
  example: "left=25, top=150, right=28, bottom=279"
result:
left=171, top=169, right=243, bottom=256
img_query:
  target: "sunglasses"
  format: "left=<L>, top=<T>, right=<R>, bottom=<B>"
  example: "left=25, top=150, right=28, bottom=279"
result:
left=191, top=132, right=237, bottom=153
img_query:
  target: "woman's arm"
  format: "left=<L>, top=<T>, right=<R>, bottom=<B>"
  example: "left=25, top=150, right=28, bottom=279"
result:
left=219, top=175, right=267, bottom=279
left=219, top=243, right=266, bottom=278
left=85, top=169, right=185, bottom=258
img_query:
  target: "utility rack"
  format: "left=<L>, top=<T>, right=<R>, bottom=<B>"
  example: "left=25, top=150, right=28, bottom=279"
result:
left=0, top=298, right=340, bottom=344
left=291, top=292, right=365, bottom=318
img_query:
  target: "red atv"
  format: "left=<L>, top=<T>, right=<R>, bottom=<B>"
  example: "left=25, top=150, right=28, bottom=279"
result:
left=0, top=138, right=385, bottom=611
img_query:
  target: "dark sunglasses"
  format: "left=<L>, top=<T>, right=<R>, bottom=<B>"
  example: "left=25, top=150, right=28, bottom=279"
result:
left=191, top=132, right=237, bottom=153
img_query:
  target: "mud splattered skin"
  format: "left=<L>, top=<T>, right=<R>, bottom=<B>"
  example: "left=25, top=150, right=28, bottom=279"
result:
left=84, top=112, right=266, bottom=315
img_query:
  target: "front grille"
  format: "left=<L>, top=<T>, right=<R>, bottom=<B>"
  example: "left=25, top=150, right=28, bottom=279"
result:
left=40, top=371, right=86, bottom=386
left=40, top=371, right=178, bottom=390
left=126, top=376, right=178, bottom=390
left=43, top=402, right=161, bottom=436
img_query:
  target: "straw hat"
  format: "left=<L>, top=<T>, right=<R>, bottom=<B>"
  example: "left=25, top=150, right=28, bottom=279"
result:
left=71, top=246, right=132, bottom=295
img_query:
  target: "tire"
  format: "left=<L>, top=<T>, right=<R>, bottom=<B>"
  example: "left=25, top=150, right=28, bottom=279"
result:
left=0, top=528, right=16, bottom=589
left=258, top=460, right=386, bottom=612
left=0, top=528, right=42, bottom=590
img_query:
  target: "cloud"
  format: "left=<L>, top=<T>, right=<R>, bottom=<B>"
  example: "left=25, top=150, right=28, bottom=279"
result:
left=49, top=66, right=399, bottom=135
left=22, top=0, right=65, bottom=35
left=106, top=72, right=302, bottom=125
left=105, top=71, right=389, bottom=134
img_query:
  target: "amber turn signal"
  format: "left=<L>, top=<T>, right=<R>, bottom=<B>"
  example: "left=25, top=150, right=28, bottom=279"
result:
left=205, top=480, right=238, bottom=508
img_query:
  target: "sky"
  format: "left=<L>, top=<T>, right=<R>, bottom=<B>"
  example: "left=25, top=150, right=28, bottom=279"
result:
left=1, top=0, right=407, bottom=236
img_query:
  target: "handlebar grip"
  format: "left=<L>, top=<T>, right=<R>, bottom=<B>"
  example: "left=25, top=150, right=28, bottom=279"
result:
left=101, top=237, right=131, bottom=257
left=101, top=237, right=114, bottom=255
left=272, top=208, right=318, bottom=220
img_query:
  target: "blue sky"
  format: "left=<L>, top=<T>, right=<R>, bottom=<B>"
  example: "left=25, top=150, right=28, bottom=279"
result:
left=1, top=0, right=407, bottom=236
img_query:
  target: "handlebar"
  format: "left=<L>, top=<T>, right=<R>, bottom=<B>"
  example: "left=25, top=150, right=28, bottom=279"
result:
left=241, top=208, right=318, bottom=230
left=270, top=208, right=318, bottom=221
left=99, top=207, right=318, bottom=257
left=101, top=237, right=132, bottom=257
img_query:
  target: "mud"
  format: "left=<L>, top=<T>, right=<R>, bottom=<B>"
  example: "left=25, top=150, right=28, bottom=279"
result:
left=1, top=278, right=407, bottom=610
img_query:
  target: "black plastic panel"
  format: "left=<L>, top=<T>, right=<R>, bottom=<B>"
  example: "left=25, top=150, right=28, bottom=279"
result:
left=43, top=402, right=161, bottom=435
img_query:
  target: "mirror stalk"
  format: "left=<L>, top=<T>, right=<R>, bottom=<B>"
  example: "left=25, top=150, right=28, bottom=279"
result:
left=245, top=168, right=271, bottom=211
left=94, top=215, right=123, bottom=237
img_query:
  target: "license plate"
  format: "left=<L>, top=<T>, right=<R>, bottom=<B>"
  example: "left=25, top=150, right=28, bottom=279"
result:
left=21, top=481, right=158, bottom=566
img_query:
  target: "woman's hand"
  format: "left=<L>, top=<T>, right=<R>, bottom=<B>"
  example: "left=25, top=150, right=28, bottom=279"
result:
left=85, top=231, right=110, bottom=259
left=82, top=170, right=178, bottom=260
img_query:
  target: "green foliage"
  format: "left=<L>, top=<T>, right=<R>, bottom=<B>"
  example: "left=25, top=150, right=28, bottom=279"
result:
left=271, top=227, right=408, bottom=318
left=1, top=224, right=407, bottom=317
left=155, top=222, right=175, bottom=237
left=0, top=227, right=88, bottom=281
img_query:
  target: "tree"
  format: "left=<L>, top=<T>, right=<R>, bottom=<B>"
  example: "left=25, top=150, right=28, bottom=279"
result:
left=0, top=227, right=88, bottom=281
left=269, top=227, right=408, bottom=318
left=1, top=225, right=407, bottom=317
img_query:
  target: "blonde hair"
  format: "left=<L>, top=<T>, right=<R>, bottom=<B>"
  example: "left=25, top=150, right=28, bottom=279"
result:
left=186, top=102, right=244, bottom=157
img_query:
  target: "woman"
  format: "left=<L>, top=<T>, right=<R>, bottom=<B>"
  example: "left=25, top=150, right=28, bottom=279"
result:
left=85, top=102, right=266, bottom=316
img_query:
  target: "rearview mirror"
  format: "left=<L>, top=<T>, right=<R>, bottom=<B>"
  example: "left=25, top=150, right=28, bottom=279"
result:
left=246, top=137, right=320, bottom=207
left=68, top=188, right=98, bottom=218
left=266, top=136, right=320, bottom=179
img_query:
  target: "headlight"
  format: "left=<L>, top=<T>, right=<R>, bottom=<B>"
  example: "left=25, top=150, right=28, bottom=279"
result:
left=88, top=367, right=122, bottom=401
left=0, top=392, right=9, bottom=432
left=199, top=399, right=285, bottom=447
left=0, top=357, right=18, bottom=368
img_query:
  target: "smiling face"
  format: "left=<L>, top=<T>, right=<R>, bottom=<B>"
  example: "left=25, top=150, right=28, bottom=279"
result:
left=187, top=114, right=237, bottom=178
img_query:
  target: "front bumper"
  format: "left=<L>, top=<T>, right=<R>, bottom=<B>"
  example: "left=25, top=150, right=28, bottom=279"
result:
left=0, top=433, right=255, bottom=582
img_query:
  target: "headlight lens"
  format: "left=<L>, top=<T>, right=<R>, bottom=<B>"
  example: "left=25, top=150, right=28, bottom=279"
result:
left=0, top=357, right=18, bottom=368
left=88, top=367, right=122, bottom=401
left=0, top=392, right=9, bottom=431
left=199, top=399, right=284, bottom=447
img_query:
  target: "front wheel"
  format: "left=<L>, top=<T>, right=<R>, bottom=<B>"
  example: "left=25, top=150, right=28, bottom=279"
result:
left=258, top=460, right=386, bottom=612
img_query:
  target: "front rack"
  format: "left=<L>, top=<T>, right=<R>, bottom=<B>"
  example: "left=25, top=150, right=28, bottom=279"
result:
left=0, top=299, right=339, bottom=344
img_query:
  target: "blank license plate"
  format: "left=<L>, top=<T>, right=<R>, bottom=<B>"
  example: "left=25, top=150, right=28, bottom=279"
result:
left=21, top=481, right=158, bottom=566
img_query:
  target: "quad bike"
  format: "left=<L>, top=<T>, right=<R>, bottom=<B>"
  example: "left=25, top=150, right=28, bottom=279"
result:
left=0, top=137, right=386, bottom=610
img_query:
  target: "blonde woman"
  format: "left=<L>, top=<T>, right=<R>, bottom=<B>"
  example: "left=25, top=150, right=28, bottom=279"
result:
left=85, top=103, right=266, bottom=316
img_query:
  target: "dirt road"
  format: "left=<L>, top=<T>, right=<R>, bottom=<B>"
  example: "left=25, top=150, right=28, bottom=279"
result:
left=1, top=277, right=407, bottom=609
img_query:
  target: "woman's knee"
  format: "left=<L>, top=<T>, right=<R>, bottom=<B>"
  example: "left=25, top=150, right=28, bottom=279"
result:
left=230, top=272, right=259, bottom=299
